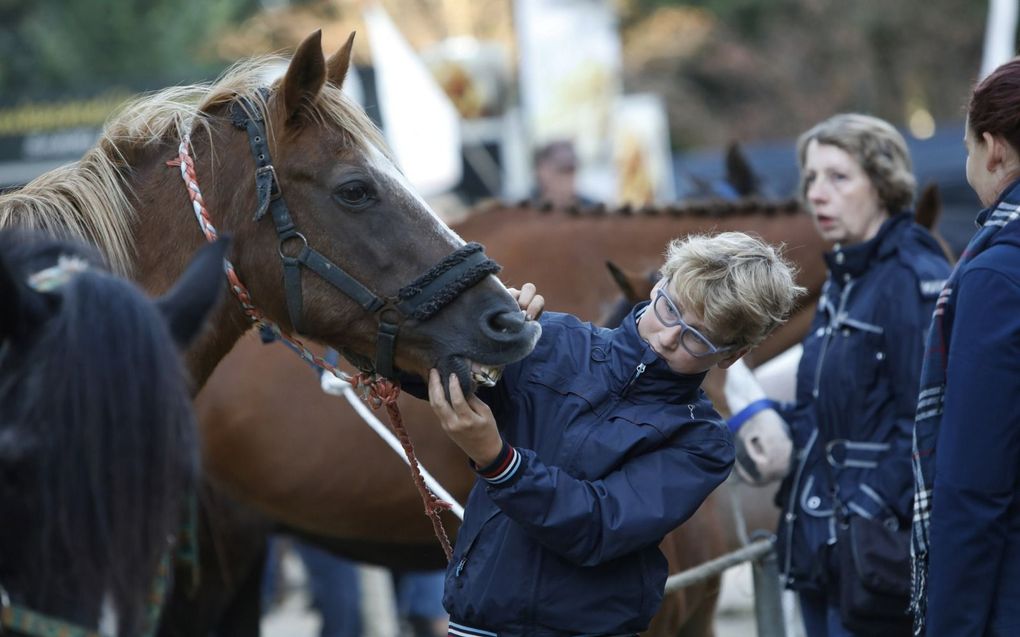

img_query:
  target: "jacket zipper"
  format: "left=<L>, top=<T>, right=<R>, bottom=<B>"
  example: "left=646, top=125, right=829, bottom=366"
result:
left=812, top=279, right=855, bottom=397
left=621, top=362, right=646, bottom=396
left=782, top=428, right=818, bottom=583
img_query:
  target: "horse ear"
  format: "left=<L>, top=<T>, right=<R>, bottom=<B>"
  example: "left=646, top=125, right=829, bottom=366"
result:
left=915, top=182, right=942, bottom=231
left=725, top=142, right=757, bottom=197
left=156, top=238, right=229, bottom=348
left=605, top=261, right=638, bottom=302
left=0, top=252, right=51, bottom=342
left=281, top=30, right=327, bottom=123
left=0, top=253, right=23, bottom=341
left=326, top=31, right=356, bottom=90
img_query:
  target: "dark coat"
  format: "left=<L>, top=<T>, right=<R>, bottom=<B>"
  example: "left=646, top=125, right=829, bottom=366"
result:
left=443, top=306, right=734, bottom=636
left=775, top=212, right=950, bottom=592
left=926, top=198, right=1020, bottom=636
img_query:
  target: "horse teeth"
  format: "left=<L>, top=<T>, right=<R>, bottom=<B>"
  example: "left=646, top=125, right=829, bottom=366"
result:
left=470, top=365, right=503, bottom=387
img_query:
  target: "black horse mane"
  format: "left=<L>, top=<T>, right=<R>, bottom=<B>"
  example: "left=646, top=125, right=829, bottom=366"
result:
left=0, top=230, right=198, bottom=634
left=476, top=195, right=803, bottom=219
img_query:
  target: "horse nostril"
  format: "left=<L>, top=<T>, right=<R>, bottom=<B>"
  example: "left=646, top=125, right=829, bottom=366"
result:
left=487, top=309, right=526, bottom=335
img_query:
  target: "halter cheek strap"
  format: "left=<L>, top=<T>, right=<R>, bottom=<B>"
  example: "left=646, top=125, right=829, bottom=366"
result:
left=228, top=92, right=500, bottom=378
left=0, top=600, right=102, bottom=637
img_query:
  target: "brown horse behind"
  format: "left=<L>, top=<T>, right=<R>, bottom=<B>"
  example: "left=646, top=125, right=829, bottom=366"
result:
left=195, top=197, right=830, bottom=634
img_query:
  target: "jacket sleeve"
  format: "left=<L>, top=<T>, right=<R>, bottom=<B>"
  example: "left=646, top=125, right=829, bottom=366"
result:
left=858, top=272, right=939, bottom=519
left=481, top=425, right=734, bottom=567
left=926, top=266, right=1020, bottom=635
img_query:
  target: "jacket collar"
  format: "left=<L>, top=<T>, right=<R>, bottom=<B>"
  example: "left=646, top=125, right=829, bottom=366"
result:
left=976, top=177, right=1020, bottom=227
left=607, top=302, right=707, bottom=402
left=824, top=211, right=911, bottom=279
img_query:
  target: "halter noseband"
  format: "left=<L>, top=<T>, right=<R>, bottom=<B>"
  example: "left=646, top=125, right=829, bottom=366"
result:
left=229, top=91, right=500, bottom=378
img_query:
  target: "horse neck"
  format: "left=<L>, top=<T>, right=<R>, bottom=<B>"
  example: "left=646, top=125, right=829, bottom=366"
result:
left=125, top=129, right=255, bottom=386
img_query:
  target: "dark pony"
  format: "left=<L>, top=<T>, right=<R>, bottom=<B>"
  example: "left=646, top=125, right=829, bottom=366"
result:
left=0, top=230, right=225, bottom=636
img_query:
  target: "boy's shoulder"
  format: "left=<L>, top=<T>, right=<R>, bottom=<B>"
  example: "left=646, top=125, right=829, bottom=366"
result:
left=535, top=312, right=604, bottom=344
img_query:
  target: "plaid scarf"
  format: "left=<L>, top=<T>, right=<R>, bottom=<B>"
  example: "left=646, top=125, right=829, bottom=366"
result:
left=910, top=180, right=1020, bottom=635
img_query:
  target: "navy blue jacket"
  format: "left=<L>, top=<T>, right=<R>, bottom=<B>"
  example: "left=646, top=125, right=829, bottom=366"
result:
left=926, top=200, right=1020, bottom=636
left=444, top=306, right=734, bottom=636
left=775, top=213, right=949, bottom=592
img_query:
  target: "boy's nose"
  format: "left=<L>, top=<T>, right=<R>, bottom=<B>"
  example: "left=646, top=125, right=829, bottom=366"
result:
left=661, top=325, right=684, bottom=350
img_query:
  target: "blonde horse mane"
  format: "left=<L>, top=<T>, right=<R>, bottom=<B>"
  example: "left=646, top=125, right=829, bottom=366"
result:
left=0, top=54, right=389, bottom=276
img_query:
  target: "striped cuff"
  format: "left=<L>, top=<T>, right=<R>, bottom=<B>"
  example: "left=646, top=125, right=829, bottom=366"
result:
left=473, top=440, right=522, bottom=487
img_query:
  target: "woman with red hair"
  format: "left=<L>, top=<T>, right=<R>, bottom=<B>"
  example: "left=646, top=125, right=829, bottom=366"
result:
left=912, top=58, right=1020, bottom=635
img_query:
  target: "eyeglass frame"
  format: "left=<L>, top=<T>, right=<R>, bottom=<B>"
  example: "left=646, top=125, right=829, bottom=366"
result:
left=652, top=288, right=737, bottom=358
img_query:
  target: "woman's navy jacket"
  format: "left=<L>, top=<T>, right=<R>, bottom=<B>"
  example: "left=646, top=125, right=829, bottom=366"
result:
left=441, top=306, right=734, bottom=636
left=926, top=196, right=1020, bottom=636
left=775, top=212, right=950, bottom=592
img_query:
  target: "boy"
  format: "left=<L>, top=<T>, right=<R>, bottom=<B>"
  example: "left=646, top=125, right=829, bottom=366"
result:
left=429, top=232, right=802, bottom=636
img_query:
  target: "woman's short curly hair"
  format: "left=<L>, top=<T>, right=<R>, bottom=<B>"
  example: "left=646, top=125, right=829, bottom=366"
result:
left=796, top=113, right=916, bottom=213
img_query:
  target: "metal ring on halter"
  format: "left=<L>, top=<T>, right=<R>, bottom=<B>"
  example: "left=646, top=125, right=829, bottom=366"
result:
left=278, top=232, right=308, bottom=259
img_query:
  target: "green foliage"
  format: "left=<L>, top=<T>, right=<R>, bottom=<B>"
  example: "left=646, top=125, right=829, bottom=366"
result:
left=0, top=0, right=259, bottom=102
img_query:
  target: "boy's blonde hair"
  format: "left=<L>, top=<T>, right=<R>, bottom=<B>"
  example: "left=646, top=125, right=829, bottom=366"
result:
left=796, top=113, right=915, bottom=213
left=660, top=232, right=805, bottom=350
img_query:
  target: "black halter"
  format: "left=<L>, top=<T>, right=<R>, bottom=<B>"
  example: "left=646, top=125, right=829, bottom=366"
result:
left=229, top=92, right=500, bottom=378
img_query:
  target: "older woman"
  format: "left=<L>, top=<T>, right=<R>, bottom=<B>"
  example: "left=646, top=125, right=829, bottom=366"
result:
left=737, top=114, right=950, bottom=636
left=912, top=59, right=1020, bottom=636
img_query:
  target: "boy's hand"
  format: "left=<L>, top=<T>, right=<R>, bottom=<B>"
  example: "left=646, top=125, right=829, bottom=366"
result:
left=508, top=282, right=545, bottom=321
left=428, top=369, right=503, bottom=467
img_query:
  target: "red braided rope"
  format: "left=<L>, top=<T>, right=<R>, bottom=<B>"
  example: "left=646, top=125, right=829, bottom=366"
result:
left=171, top=134, right=455, bottom=561
left=369, top=380, right=454, bottom=561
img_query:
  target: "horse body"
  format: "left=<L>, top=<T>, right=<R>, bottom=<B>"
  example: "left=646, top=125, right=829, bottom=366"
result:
left=0, top=231, right=224, bottom=636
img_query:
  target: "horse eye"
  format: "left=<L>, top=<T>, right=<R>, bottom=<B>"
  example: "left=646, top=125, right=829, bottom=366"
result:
left=335, top=181, right=373, bottom=207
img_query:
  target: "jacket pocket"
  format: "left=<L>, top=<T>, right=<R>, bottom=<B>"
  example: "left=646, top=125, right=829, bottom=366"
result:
left=526, top=370, right=604, bottom=412
left=450, top=507, right=501, bottom=580
left=835, top=514, right=912, bottom=633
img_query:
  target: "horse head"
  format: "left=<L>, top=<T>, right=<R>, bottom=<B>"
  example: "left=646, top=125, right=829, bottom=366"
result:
left=180, top=30, right=538, bottom=392
left=0, top=230, right=225, bottom=636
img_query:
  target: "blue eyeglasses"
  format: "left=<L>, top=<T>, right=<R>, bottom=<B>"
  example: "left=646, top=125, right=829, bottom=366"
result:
left=652, top=289, right=736, bottom=358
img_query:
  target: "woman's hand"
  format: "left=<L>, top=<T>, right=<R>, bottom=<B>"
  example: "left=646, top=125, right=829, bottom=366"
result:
left=508, top=282, right=545, bottom=321
left=428, top=369, right=503, bottom=467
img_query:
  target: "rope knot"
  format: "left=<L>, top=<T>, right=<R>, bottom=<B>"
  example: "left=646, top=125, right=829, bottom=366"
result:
left=371, top=379, right=401, bottom=405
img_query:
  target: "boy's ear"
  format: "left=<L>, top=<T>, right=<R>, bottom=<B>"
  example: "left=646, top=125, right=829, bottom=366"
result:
left=716, top=348, right=750, bottom=369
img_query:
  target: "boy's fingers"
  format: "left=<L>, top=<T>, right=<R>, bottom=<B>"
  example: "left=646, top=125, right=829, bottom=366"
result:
left=428, top=369, right=450, bottom=411
left=527, top=293, right=545, bottom=320
left=517, top=282, right=536, bottom=307
left=447, top=373, right=467, bottom=410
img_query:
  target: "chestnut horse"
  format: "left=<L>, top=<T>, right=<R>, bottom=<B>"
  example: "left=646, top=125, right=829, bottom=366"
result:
left=194, top=197, right=830, bottom=634
left=0, top=31, right=539, bottom=635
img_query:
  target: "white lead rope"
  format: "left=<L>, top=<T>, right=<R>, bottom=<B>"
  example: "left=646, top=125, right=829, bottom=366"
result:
left=321, top=373, right=466, bottom=521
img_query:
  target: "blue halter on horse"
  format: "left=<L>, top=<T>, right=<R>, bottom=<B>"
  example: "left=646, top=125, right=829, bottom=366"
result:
left=0, top=230, right=226, bottom=637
